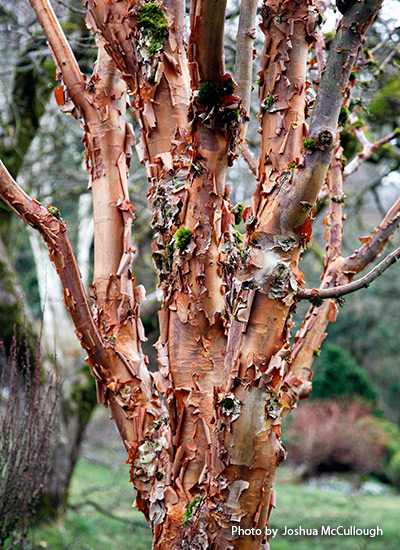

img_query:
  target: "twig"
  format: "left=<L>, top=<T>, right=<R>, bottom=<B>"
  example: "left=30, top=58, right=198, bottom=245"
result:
left=69, top=500, right=149, bottom=528
left=345, top=128, right=399, bottom=176
left=297, top=246, right=400, bottom=300
left=290, top=197, right=400, bottom=385
left=380, top=42, right=400, bottom=70
left=344, top=197, right=400, bottom=273
left=370, top=25, right=400, bottom=55
left=54, top=0, right=85, bottom=14
left=241, top=143, right=258, bottom=176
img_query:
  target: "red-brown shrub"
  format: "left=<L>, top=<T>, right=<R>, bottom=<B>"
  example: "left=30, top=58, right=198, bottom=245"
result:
left=285, top=400, right=388, bottom=477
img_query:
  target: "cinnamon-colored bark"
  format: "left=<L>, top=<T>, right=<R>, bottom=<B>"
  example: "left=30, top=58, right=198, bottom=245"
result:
left=1, top=0, right=391, bottom=548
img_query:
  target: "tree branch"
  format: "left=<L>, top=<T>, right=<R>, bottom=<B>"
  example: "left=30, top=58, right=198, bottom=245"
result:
left=256, top=0, right=312, bottom=199
left=289, top=196, right=400, bottom=394
left=0, top=160, right=101, bottom=353
left=370, top=24, right=400, bottom=55
left=380, top=41, right=400, bottom=70
left=69, top=500, right=149, bottom=528
left=234, top=0, right=258, bottom=128
left=28, top=0, right=86, bottom=107
left=0, top=160, right=168, bottom=454
left=241, top=143, right=258, bottom=176
left=298, top=246, right=400, bottom=300
left=85, top=0, right=190, bottom=177
left=84, top=44, right=134, bottom=334
left=283, top=0, right=383, bottom=231
left=189, top=0, right=227, bottom=84
left=324, top=146, right=345, bottom=268
left=234, top=0, right=259, bottom=175
left=345, top=127, right=399, bottom=176
left=314, top=27, right=327, bottom=82
left=344, top=197, right=400, bottom=273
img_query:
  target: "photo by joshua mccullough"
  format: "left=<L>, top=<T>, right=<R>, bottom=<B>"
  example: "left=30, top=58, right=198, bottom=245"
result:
left=231, top=525, right=384, bottom=539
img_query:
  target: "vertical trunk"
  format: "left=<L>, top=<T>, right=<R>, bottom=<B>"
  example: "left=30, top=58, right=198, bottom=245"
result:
left=1, top=0, right=387, bottom=547
left=0, top=234, right=37, bottom=361
left=0, top=231, right=97, bottom=519
left=37, top=372, right=97, bottom=517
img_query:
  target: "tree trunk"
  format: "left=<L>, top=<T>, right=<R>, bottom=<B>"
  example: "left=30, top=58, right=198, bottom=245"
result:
left=0, top=233, right=37, bottom=361
left=0, top=229, right=98, bottom=518
left=37, top=365, right=97, bottom=517
left=1, top=0, right=395, bottom=547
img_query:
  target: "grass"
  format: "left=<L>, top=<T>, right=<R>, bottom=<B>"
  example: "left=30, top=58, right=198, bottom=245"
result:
left=31, top=459, right=152, bottom=550
left=31, top=461, right=400, bottom=550
left=270, top=467, right=400, bottom=549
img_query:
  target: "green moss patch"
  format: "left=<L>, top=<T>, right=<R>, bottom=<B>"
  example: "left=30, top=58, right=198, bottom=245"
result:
left=197, top=81, right=220, bottom=106
left=174, top=228, right=192, bottom=250
left=137, top=2, right=168, bottom=55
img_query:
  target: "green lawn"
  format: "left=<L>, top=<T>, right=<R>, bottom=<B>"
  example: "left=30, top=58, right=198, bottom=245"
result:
left=32, top=459, right=152, bottom=550
left=31, top=461, right=400, bottom=550
left=271, top=468, right=400, bottom=550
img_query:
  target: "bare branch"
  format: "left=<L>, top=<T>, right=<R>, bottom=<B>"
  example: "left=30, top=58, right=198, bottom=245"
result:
left=189, top=0, right=227, bottom=84
left=344, top=197, right=400, bottom=273
left=28, top=0, right=86, bottom=106
left=0, top=160, right=168, bottom=449
left=380, top=41, right=400, bottom=69
left=298, top=246, right=400, bottom=300
left=370, top=24, right=400, bottom=55
left=310, top=0, right=382, bottom=137
left=234, top=0, right=258, bottom=121
left=241, top=143, right=258, bottom=176
left=0, top=160, right=101, bottom=353
left=314, top=27, right=327, bottom=82
left=69, top=500, right=149, bottom=528
left=289, top=196, right=400, bottom=392
left=284, top=0, right=383, bottom=231
left=324, top=146, right=345, bottom=267
left=313, top=0, right=331, bottom=81
left=85, top=44, right=133, bottom=331
left=234, top=0, right=259, bottom=171
left=54, top=0, right=85, bottom=15
left=345, top=128, right=399, bottom=176
left=288, top=298, right=334, bottom=395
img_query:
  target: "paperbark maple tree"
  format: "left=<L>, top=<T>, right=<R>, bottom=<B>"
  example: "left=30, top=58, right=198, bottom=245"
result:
left=1, top=0, right=399, bottom=548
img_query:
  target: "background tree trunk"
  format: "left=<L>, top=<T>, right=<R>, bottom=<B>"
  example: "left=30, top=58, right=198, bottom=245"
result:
left=0, top=1, right=99, bottom=518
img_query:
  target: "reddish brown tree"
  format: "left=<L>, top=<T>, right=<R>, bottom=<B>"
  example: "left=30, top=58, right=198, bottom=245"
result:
left=1, top=0, right=399, bottom=548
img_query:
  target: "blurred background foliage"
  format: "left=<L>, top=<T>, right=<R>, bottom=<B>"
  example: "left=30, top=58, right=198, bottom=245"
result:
left=0, top=0, right=400, bottom=547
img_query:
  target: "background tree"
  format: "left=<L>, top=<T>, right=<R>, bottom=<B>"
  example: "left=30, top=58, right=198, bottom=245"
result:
left=0, top=0, right=101, bottom=517
left=1, top=0, right=400, bottom=549
left=0, top=338, right=58, bottom=548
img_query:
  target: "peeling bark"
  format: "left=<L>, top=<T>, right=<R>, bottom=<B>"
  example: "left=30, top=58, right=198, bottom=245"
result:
left=0, top=0, right=393, bottom=548
left=291, top=197, right=400, bottom=397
